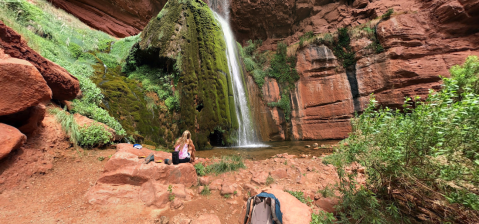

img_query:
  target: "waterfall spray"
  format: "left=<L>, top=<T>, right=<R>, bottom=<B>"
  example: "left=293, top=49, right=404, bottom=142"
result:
left=212, top=3, right=266, bottom=147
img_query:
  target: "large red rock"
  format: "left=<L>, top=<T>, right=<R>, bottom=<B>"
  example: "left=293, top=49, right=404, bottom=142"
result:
left=86, top=144, right=197, bottom=207
left=0, top=21, right=80, bottom=101
left=50, top=0, right=168, bottom=38
left=0, top=54, right=51, bottom=116
left=0, top=123, right=26, bottom=160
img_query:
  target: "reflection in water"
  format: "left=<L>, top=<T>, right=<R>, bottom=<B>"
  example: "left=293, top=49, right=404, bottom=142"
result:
left=196, top=140, right=340, bottom=161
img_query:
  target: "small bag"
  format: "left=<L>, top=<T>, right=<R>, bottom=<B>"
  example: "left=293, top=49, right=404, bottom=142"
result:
left=172, top=151, right=180, bottom=165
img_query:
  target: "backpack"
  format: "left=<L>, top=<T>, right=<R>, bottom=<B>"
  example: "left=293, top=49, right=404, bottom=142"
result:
left=172, top=151, right=179, bottom=165
left=244, top=192, right=283, bottom=224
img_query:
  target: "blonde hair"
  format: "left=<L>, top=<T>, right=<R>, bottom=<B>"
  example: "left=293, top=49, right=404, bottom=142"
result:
left=175, top=130, right=191, bottom=149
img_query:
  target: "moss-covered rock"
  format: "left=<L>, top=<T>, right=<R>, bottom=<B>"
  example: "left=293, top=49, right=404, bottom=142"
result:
left=124, top=0, right=236, bottom=149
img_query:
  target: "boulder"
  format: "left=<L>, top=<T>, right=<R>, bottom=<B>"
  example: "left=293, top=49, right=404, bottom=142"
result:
left=270, top=168, right=289, bottom=180
left=0, top=104, right=47, bottom=135
left=265, top=189, right=312, bottom=224
left=199, top=176, right=210, bottom=186
left=0, top=21, right=80, bottom=101
left=191, top=214, right=221, bottom=224
left=315, top=197, right=339, bottom=214
left=251, top=171, right=269, bottom=185
left=221, top=182, right=237, bottom=195
left=86, top=144, right=198, bottom=207
left=0, top=55, right=51, bottom=116
left=18, top=104, right=46, bottom=134
left=0, top=123, right=27, bottom=160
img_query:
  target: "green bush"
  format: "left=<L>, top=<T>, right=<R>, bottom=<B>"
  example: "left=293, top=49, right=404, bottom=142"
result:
left=50, top=108, right=112, bottom=147
left=324, top=56, right=479, bottom=223
left=205, top=155, right=246, bottom=175
left=286, top=190, right=312, bottom=205
left=333, top=27, right=355, bottom=68
left=78, top=123, right=112, bottom=148
left=200, top=185, right=211, bottom=196
left=311, top=210, right=335, bottom=224
left=268, top=93, right=292, bottom=121
left=195, top=163, right=207, bottom=176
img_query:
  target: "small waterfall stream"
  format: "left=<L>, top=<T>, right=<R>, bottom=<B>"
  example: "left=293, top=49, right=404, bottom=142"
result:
left=212, top=3, right=266, bottom=147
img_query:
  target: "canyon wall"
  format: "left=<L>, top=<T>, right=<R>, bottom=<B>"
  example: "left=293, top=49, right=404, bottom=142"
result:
left=49, top=0, right=479, bottom=141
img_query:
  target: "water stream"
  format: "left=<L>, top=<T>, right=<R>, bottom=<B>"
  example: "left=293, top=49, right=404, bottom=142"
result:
left=213, top=9, right=266, bottom=148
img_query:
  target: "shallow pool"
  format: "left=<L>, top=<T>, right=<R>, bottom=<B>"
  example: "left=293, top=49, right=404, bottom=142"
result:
left=196, top=140, right=340, bottom=160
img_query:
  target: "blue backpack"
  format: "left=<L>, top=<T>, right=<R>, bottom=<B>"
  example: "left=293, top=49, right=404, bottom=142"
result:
left=244, top=192, right=283, bottom=224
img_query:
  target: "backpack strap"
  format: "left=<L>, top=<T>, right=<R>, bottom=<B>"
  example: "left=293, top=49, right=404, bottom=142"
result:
left=244, top=196, right=253, bottom=224
left=270, top=199, right=282, bottom=224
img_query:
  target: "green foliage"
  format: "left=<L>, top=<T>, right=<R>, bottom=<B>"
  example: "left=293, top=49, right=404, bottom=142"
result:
left=78, top=123, right=112, bottom=148
left=238, top=40, right=268, bottom=89
left=286, top=190, right=313, bottom=206
left=234, top=190, right=238, bottom=195
left=268, top=93, right=292, bottom=121
left=204, top=155, right=246, bottom=175
left=97, top=156, right=105, bottom=161
left=325, top=56, right=479, bottom=223
left=268, top=42, right=299, bottom=87
left=168, top=184, right=175, bottom=201
left=195, top=163, right=207, bottom=176
left=266, top=175, right=274, bottom=186
left=72, top=100, right=126, bottom=136
left=382, top=9, right=394, bottom=19
left=317, top=185, right=335, bottom=198
left=200, top=186, right=211, bottom=196
left=333, top=28, right=356, bottom=68
left=68, top=43, right=83, bottom=59
left=50, top=108, right=112, bottom=147
left=311, top=210, right=335, bottom=224
left=165, top=91, right=180, bottom=112
left=224, top=194, right=231, bottom=199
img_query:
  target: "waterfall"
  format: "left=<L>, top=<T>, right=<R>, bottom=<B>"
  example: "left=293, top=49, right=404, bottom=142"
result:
left=213, top=8, right=266, bottom=147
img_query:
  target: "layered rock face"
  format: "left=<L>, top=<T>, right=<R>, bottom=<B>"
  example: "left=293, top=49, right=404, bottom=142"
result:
left=50, top=0, right=168, bottom=37
left=248, top=0, right=479, bottom=141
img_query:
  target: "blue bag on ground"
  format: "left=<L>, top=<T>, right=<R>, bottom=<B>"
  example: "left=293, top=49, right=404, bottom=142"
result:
left=243, top=192, right=283, bottom=224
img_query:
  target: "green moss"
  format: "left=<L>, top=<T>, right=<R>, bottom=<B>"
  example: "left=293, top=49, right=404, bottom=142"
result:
left=125, top=0, right=235, bottom=149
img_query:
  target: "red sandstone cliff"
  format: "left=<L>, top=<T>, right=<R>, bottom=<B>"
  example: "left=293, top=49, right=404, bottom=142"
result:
left=47, top=0, right=479, bottom=141
left=247, top=0, right=479, bottom=141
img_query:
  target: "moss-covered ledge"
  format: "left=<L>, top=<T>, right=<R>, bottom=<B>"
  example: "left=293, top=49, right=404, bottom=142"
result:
left=124, top=0, right=237, bottom=149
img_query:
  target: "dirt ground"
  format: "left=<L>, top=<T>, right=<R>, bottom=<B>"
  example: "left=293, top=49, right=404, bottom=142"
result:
left=0, top=114, right=344, bottom=224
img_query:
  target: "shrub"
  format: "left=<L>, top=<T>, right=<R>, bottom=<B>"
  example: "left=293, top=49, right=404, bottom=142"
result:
left=205, top=155, right=246, bottom=175
left=268, top=93, right=292, bottom=121
left=286, top=190, right=313, bottom=206
left=311, top=210, right=335, bottom=224
left=78, top=123, right=112, bottom=148
left=324, top=56, right=479, bottom=223
left=195, top=163, right=207, bottom=176
left=332, top=27, right=355, bottom=68
left=50, top=108, right=112, bottom=147
left=266, top=175, right=274, bottom=186
left=224, top=194, right=231, bottom=199
left=200, top=186, right=211, bottom=196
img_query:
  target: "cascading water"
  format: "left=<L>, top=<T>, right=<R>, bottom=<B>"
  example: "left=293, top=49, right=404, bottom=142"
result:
left=212, top=3, right=266, bottom=147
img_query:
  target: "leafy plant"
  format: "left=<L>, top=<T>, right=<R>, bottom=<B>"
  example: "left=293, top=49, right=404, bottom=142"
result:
left=97, top=156, right=105, bottom=161
left=286, top=190, right=312, bottom=206
left=266, top=175, right=274, bottom=186
left=200, top=186, right=211, bottom=196
left=224, top=194, right=231, bottom=199
left=324, top=56, right=479, bottom=223
left=168, top=185, right=175, bottom=201
left=311, top=210, right=335, bottom=224
left=194, top=163, right=207, bottom=176
left=317, top=185, right=335, bottom=198
left=332, top=27, right=355, bottom=68
left=205, top=155, right=246, bottom=175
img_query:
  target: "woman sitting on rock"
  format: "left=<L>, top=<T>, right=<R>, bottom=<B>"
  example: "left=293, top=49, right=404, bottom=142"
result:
left=174, top=130, right=195, bottom=163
